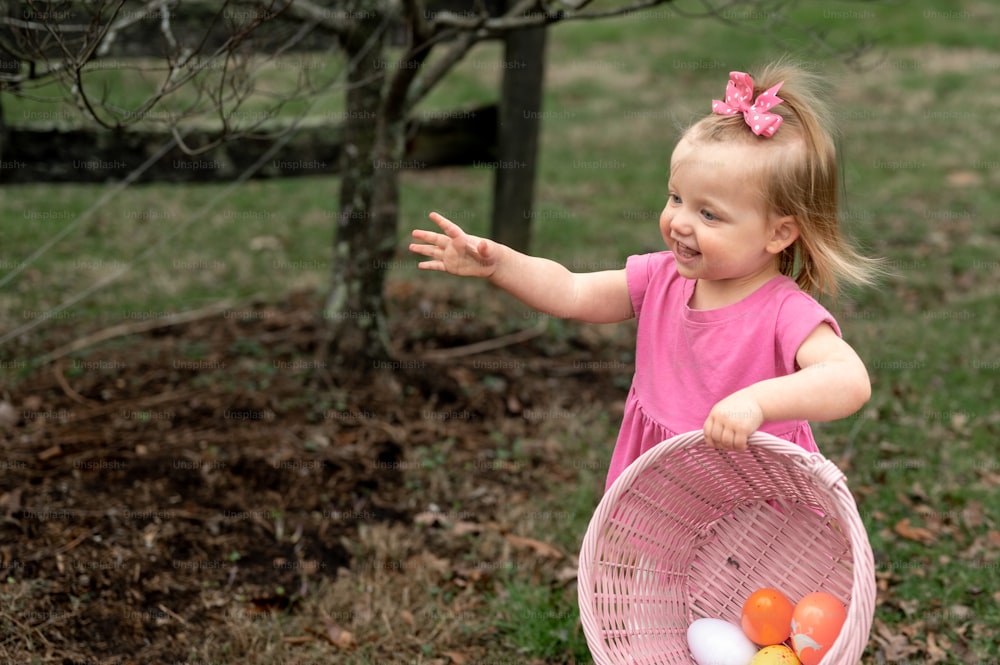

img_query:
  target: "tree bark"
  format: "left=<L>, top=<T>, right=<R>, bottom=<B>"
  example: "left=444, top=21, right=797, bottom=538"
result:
left=323, top=12, right=391, bottom=371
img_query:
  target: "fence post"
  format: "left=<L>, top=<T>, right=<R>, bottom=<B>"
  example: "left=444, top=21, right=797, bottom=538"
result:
left=489, top=10, right=546, bottom=253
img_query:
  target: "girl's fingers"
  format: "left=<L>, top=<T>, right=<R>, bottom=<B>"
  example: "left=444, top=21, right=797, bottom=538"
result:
left=411, top=228, right=443, bottom=244
left=429, top=211, right=465, bottom=239
left=475, top=239, right=491, bottom=261
left=408, top=242, right=433, bottom=257
left=427, top=211, right=448, bottom=232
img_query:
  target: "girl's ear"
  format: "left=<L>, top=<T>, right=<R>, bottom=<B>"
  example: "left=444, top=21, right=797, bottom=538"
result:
left=766, top=215, right=799, bottom=254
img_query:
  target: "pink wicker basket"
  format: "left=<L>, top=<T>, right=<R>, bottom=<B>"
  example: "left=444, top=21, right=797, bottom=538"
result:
left=578, top=430, right=875, bottom=665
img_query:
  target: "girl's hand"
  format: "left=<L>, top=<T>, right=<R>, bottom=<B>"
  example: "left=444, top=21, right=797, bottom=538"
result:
left=703, top=390, right=764, bottom=451
left=410, top=212, right=499, bottom=278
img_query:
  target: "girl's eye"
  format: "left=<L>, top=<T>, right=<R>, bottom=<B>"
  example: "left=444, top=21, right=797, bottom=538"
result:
left=701, top=209, right=716, bottom=221
left=669, top=193, right=682, bottom=205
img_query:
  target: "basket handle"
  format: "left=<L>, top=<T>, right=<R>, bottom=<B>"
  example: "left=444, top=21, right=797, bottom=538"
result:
left=743, top=432, right=847, bottom=490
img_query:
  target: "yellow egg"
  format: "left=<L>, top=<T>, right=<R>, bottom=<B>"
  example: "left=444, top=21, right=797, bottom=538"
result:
left=750, top=644, right=801, bottom=664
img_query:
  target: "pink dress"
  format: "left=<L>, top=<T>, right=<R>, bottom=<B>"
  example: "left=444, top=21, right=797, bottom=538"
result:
left=605, top=252, right=841, bottom=489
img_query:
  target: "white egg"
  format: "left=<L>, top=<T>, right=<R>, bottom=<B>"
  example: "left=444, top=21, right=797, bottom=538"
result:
left=687, top=617, right=759, bottom=665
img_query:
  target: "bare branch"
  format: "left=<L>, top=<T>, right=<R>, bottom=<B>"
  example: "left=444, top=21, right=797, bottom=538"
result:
left=402, top=0, right=431, bottom=42
left=2, top=0, right=155, bottom=85
left=97, top=0, right=176, bottom=58
left=405, top=29, right=477, bottom=113
left=670, top=0, right=872, bottom=69
left=270, top=0, right=354, bottom=36
left=158, top=0, right=179, bottom=52
left=411, top=0, right=672, bottom=113
left=383, top=0, right=433, bottom=122
left=428, top=0, right=674, bottom=33
left=0, top=16, right=91, bottom=33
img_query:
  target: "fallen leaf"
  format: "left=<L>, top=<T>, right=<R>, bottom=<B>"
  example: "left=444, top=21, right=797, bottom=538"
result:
left=452, top=520, right=503, bottom=536
left=249, top=235, right=282, bottom=251
left=454, top=566, right=486, bottom=582
left=0, top=489, right=22, bottom=517
left=404, top=551, right=451, bottom=575
left=946, top=170, right=982, bottom=188
left=331, top=627, right=355, bottom=649
left=451, top=520, right=479, bottom=535
left=894, top=518, right=936, bottom=544
left=504, top=534, right=564, bottom=559
left=0, top=401, right=17, bottom=427
left=413, top=512, right=503, bottom=536
left=949, top=605, right=973, bottom=621
left=925, top=633, right=947, bottom=663
left=319, top=614, right=355, bottom=649
left=961, top=502, right=984, bottom=529
left=896, top=599, right=920, bottom=617
left=555, top=565, right=579, bottom=583
left=444, top=651, right=467, bottom=665
left=399, top=609, right=414, bottom=627
left=872, top=619, right=920, bottom=660
left=980, top=470, right=1000, bottom=487
left=413, top=511, right=442, bottom=526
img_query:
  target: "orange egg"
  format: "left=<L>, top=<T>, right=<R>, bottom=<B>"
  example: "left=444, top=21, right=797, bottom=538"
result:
left=790, top=592, right=847, bottom=665
left=741, top=587, right=795, bottom=645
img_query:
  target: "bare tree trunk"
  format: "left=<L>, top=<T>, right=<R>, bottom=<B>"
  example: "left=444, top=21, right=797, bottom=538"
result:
left=0, top=87, right=5, bottom=162
left=0, top=2, right=16, bottom=160
left=324, top=14, right=393, bottom=371
left=322, top=1, right=433, bottom=377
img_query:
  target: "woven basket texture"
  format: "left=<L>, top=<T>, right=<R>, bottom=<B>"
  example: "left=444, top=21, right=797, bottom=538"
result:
left=578, top=430, right=875, bottom=665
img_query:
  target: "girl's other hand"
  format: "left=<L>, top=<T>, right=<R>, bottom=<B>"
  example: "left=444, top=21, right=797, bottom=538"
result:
left=410, top=212, right=499, bottom=278
left=703, top=390, right=764, bottom=451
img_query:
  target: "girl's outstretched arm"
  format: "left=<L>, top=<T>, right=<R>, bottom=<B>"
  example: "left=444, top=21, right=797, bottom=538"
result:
left=410, top=212, right=633, bottom=324
left=703, top=323, right=872, bottom=450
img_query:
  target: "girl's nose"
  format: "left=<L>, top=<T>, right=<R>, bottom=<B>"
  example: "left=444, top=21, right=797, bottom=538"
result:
left=668, top=209, right=692, bottom=236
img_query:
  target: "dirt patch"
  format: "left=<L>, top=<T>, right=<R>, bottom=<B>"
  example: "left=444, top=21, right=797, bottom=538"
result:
left=0, top=285, right=632, bottom=663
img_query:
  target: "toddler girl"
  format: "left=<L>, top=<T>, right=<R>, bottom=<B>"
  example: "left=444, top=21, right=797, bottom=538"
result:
left=410, top=62, right=879, bottom=489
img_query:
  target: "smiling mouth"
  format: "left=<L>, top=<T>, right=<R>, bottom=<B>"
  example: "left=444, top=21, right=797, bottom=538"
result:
left=673, top=241, right=701, bottom=259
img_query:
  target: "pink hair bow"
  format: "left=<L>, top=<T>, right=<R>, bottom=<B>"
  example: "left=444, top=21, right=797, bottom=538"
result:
left=711, top=71, right=785, bottom=137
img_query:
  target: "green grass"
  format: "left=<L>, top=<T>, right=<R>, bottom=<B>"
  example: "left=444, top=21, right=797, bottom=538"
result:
left=3, top=0, right=1000, bottom=661
left=493, top=574, right=591, bottom=662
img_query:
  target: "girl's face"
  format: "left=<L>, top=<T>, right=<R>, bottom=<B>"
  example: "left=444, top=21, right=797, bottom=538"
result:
left=659, top=137, right=797, bottom=295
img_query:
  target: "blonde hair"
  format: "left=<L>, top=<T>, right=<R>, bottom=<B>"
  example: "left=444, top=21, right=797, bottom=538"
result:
left=685, top=61, right=882, bottom=298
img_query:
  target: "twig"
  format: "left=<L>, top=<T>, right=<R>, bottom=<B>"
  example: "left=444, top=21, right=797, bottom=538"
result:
left=157, top=603, right=188, bottom=625
left=52, top=361, right=99, bottom=406
left=408, top=319, right=549, bottom=361
left=0, top=610, right=55, bottom=648
left=20, top=527, right=101, bottom=563
left=33, top=300, right=237, bottom=367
